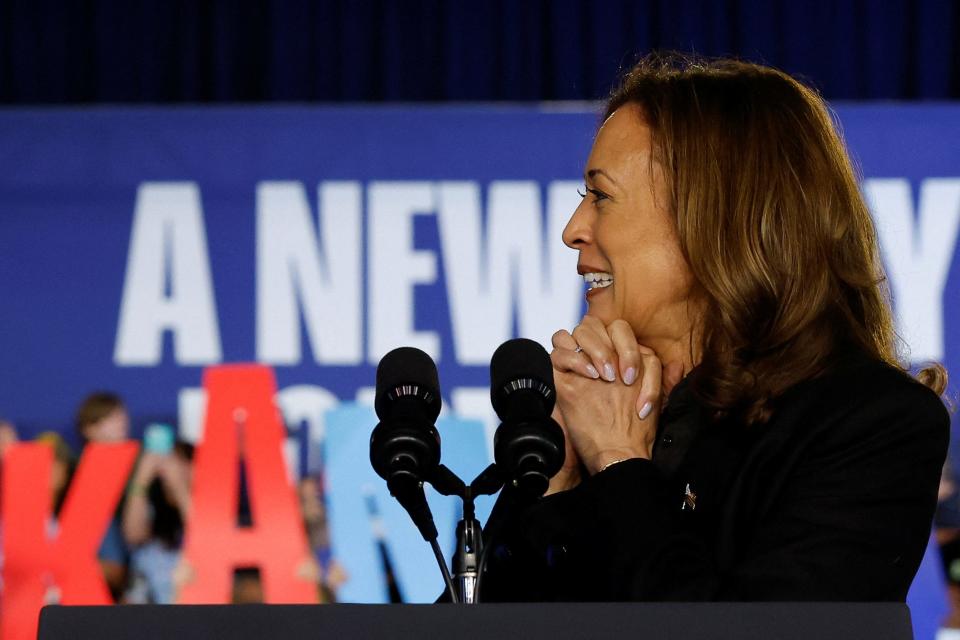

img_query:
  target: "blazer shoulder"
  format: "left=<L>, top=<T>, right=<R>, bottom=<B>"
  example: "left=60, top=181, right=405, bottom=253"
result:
left=783, top=353, right=950, bottom=442
left=845, top=357, right=947, bottom=416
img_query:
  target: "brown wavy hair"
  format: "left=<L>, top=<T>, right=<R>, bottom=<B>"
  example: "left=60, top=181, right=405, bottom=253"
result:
left=604, top=53, right=949, bottom=425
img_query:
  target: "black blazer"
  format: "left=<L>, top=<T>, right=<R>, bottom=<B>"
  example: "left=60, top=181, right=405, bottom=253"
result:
left=481, top=349, right=950, bottom=602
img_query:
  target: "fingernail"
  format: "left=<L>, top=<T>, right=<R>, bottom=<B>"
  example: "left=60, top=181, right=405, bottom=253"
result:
left=638, top=402, right=653, bottom=420
left=603, top=363, right=616, bottom=382
left=585, top=364, right=600, bottom=379
left=623, top=367, right=637, bottom=385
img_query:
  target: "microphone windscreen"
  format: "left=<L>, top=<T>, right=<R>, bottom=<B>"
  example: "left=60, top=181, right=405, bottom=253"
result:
left=374, top=347, right=441, bottom=421
left=490, top=338, right=555, bottom=414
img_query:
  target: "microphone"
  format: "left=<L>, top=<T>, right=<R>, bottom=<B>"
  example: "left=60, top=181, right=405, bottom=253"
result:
left=370, top=347, right=442, bottom=541
left=490, top=338, right=565, bottom=499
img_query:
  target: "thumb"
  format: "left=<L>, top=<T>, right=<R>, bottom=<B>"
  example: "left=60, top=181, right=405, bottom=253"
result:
left=660, top=361, right=685, bottom=406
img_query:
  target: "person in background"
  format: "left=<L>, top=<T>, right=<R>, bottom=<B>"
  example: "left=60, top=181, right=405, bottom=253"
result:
left=122, top=426, right=193, bottom=604
left=75, top=392, right=131, bottom=600
left=35, top=432, right=76, bottom=517
left=299, top=475, right=348, bottom=602
left=936, top=460, right=960, bottom=635
left=29, top=432, right=78, bottom=604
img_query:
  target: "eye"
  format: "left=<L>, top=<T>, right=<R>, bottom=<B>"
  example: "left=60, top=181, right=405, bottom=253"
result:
left=577, top=185, right=609, bottom=204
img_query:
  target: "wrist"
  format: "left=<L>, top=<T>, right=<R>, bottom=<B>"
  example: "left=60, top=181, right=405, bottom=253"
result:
left=588, top=448, right=647, bottom=475
left=544, top=466, right=582, bottom=496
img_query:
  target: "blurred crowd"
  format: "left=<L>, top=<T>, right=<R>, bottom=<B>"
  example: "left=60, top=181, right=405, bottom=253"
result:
left=0, top=392, right=346, bottom=605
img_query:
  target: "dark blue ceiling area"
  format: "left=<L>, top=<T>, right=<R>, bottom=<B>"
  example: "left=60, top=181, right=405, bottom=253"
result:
left=1, top=0, right=958, bottom=103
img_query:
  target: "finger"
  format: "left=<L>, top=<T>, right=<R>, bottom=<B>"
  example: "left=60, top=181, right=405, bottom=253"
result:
left=661, top=360, right=685, bottom=399
left=551, top=346, right=600, bottom=379
left=572, top=319, right=617, bottom=381
left=607, top=319, right=643, bottom=385
left=635, top=351, right=663, bottom=420
left=553, top=327, right=601, bottom=379
left=579, top=315, right=613, bottom=342
left=551, top=329, right=579, bottom=351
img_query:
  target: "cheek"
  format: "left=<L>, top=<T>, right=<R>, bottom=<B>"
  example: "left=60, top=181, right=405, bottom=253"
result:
left=616, top=246, right=695, bottom=326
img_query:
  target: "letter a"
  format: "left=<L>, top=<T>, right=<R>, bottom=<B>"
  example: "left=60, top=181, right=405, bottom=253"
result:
left=177, top=365, right=317, bottom=603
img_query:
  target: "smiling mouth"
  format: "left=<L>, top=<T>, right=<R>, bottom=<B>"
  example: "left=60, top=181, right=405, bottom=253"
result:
left=583, top=272, right=613, bottom=290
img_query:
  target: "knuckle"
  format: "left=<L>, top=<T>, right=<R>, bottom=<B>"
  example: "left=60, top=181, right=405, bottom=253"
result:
left=582, top=316, right=603, bottom=330
left=607, top=318, right=629, bottom=332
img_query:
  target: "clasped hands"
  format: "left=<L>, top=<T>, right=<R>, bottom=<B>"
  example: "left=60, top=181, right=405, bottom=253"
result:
left=547, top=316, right=685, bottom=495
left=130, top=451, right=192, bottom=512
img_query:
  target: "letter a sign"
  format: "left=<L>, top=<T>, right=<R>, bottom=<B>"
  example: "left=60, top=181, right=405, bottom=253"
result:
left=178, top=365, right=317, bottom=604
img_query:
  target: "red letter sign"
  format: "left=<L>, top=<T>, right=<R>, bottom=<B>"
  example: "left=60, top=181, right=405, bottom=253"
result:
left=178, top=365, right=317, bottom=603
left=1, top=441, right=138, bottom=640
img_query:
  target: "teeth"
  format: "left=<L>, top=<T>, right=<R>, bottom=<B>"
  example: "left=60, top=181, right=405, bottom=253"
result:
left=583, top=272, right=613, bottom=290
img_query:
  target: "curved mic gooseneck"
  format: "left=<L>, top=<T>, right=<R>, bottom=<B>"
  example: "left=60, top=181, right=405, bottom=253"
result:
left=369, top=347, right=458, bottom=601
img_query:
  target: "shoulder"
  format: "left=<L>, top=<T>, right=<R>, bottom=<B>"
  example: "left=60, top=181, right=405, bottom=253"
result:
left=776, top=349, right=949, bottom=447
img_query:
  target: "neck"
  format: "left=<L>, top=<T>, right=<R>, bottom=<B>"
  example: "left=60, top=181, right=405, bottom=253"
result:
left=646, top=330, right=701, bottom=378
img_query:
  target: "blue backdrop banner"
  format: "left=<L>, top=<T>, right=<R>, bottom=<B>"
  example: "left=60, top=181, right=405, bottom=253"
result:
left=0, top=106, right=957, bottom=635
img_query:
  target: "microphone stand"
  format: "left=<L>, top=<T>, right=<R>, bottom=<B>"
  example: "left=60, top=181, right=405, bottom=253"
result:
left=385, top=475, right=459, bottom=603
left=454, top=491, right=481, bottom=603
left=430, top=464, right=504, bottom=603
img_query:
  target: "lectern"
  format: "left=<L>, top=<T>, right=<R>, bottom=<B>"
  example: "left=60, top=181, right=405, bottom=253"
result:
left=39, top=602, right=913, bottom=640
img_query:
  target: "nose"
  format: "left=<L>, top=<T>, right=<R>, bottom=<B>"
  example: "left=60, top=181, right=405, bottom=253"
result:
left=562, top=198, right=593, bottom=250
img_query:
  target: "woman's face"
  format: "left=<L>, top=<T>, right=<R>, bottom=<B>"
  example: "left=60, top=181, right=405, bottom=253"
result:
left=562, top=105, right=701, bottom=360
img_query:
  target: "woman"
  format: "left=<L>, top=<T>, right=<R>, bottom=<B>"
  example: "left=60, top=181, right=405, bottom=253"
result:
left=482, top=55, right=950, bottom=602
left=122, top=439, right=193, bottom=604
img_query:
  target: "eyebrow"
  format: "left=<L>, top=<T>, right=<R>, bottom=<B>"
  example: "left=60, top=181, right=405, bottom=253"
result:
left=585, top=168, right=620, bottom=188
